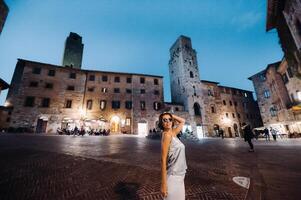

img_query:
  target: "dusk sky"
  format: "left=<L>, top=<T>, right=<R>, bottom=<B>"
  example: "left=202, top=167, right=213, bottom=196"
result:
left=0, top=0, right=283, bottom=105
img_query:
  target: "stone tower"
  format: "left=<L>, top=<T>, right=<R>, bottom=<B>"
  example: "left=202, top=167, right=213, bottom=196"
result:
left=169, top=35, right=206, bottom=134
left=62, top=32, right=84, bottom=69
left=0, top=0, right=9, bottom=35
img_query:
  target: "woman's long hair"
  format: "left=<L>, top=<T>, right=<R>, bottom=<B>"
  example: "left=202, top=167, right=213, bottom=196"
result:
left=158, top=112, right=174, bottom=130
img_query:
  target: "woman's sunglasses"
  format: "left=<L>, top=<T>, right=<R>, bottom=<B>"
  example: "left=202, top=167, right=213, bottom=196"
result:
left=162, top=118, right=173, bottom=123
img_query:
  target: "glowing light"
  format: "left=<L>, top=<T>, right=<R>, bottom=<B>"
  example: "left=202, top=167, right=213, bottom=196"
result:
left=223, top=117, right=231, bottom=124
left=111, top=115, right=120, bottom=123
left=79, top=108, right=85, bottom=116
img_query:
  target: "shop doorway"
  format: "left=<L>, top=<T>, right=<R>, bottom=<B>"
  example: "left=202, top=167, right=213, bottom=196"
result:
left=36, top=119, right=47, bottom=133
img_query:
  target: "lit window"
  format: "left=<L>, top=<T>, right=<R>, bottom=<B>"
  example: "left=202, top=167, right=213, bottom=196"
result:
left=264, top=90, right=270, bottom=98
left=87, top=100, right=93, bottom=110
left=100, top=100, right=106, bottom=110
left=101, top=87, right=108, bottom=93
left=140, top=101, right=146, bottom=110
left=126, top=118, right=131, bottom=126
left=153, top=102, right=161, bottom=110
left=297, top=90, right=301, bottom=101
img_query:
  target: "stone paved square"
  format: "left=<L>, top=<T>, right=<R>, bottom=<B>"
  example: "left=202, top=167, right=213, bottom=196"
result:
left=0, top=134, right=301, bottom=200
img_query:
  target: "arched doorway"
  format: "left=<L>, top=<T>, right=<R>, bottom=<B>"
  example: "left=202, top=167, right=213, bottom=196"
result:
left=213, top=124, right=220, bottom=137
left=193, top=103, right=201, bottom=116
left=228, top=127, right=233, bottom=138
left=233, top=123, right=239, bottom=137
left=110, top=115, right=120, bottom=133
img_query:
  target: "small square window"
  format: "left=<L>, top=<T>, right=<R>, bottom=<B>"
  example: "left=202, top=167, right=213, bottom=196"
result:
left=65, top=100, right=72, bottom=108
left=24, top=96, right=35, bottom=107
left=114, top=88, right=120, bottom=93
left=140, top=77, right=145, bottom=84
left=89, top=75, right=95, bottom=81
left=112, top=101, right=120, bottom=109
left=88, top=87, right=94, bottom=92
left=141, top=89, right=145, bottom=94
left=102, top=75, right=108, bottom=82
left=127, top=77, right=132, bottom=83
left=154, top=90, right=159, bottom=95
left=45, top=83, right=53, bottom=89
left=114, top=77, right=120, bottom=82
left=48, top=69, right=55, bottom=76
left=154, top=79, right=158, bottom=85
left=126, top=89, right=132, bottom=94
left=67, top=85, right=75, bottom=91
left=32, top=67, right=41, bottom=74
left=41, top=98, right=50, bottom=107
left=125, top=101, right=132, bottom=109
left=29, top=81, right=38, bottom=87
left=69, top=72, right=76, bottom=79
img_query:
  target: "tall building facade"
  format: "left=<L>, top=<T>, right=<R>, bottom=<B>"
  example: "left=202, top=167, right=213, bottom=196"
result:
left=0, top=0, right=8, bottom=34
left=4, top=59, right=163, bottom=134
left=62, top=32, right=84, bottom=69
left=249, top=60, right=301, bottom=136
left=168, top=36, right=262, bottom=138
left=247, top=0, right=301, bottom=136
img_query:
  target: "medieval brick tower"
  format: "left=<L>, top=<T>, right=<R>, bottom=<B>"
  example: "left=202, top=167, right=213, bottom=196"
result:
left=169, top=35, right=207, bottom=135
left=62, top=32, right=84, bottom=69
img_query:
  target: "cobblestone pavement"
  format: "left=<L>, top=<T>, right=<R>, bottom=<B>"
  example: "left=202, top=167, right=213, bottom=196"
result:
left=0, top=134, right=300, bottom=200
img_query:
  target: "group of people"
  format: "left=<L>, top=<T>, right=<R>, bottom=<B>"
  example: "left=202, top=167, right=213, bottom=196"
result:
left=57, top=126, right=111, bottom=136
left=242, top=125, right=281, bottom=152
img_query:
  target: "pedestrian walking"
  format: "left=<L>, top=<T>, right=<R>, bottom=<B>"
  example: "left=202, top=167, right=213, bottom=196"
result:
left=219, top=129, right=224, bottom=139
left=270, top=127, right=277, bottom=141
left=242, top=123, right=254, bottom=152
left=159, top=112, right=187, bottom=200
left=264, top=128, right=270, bottom=141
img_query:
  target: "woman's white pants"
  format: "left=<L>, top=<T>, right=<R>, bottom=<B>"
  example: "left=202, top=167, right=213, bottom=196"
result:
left=164, top=174, right=185, bottom=200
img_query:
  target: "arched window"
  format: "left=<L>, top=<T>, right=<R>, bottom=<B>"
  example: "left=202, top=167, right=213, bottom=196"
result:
left=190, top=71, right=194, bottom=78
left=193, top=102, right=201, bottom=116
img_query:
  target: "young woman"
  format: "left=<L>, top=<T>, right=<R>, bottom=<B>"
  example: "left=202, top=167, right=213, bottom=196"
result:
left=159, top=112, right=187, bottom=200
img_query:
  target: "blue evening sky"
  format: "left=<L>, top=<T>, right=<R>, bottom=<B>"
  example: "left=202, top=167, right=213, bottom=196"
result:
left=0, top=0, right=282, bottom=105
